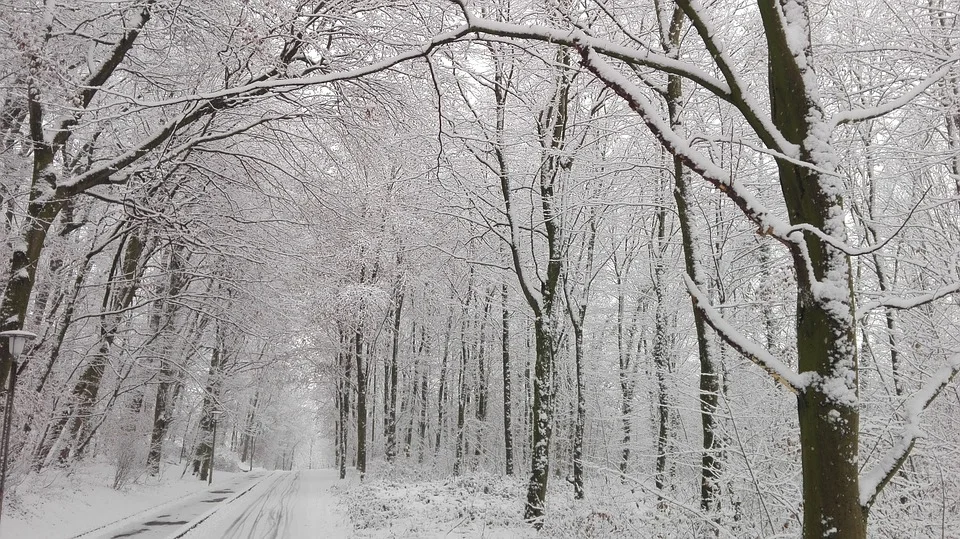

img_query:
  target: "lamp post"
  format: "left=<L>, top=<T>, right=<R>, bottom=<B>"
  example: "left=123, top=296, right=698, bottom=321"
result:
left=0, top=330, right=36, bottom=526
left=209, top=410, right=223, bottom=486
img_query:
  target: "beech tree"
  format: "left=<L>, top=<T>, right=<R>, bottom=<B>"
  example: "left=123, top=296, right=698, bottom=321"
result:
left=4, top=2, right=960, bottom=537
left=448, top=0, right=960, bottom=536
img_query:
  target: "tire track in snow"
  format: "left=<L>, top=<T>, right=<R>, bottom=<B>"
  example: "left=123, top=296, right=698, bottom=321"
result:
left=218, top=471, right=299, bottom=538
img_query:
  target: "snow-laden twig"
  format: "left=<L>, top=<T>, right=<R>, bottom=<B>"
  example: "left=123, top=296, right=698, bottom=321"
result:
left=859, top=355, right=960, bottom=508
left=788, top=187, right=927, bottom=258
left=90, top=24, right=476, bottom=110
left=857, top=281, right=960, bottom=319
left=683, top=274, right=806, bottom=393
left=675, top=0, right=796, bottom=155
left=575, top=48, right=798, bottom=246
left=830, top=61, right=956, bottom=127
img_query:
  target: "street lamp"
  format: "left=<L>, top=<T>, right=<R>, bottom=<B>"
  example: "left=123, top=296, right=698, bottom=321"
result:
left=0, top=329, right=36, bottom=526
left=209, top=410, right=223, bottom=486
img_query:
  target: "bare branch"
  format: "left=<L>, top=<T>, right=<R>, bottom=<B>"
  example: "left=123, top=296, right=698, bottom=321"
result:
left=860, top=357, right=960, bottom=509
left=684, top=274, right=805, bottom=394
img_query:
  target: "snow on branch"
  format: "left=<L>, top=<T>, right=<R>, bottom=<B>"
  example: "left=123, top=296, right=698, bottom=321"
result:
left=675, top=0, right=795, bottom=155
left=859, top=356, right=960, bottom=508
left=575, top=48, right=799, bottom=250
left=451, top=13, right=734, bottom=103
left=857, top=281, right=960, bottom=319
left=104, top=25, right=476, bottom=109
left=830, top=62, right=955, bottom=127
left=683, top=274, right=806, bottom=394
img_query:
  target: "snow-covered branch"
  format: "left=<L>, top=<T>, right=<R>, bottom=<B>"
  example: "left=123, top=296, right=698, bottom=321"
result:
left=860, top=356, right=960, bottom=508
left=830, top=62, right=955, bottom=127
left=576, top=47, right=798, bottom=248
left=857, top=281, right=960, bottom=318
left=684, top=274, right=806, bottom=394
left=457, top=13, right=796, bottom=156
left=105, top=25, right=475, bottom=110
left=675, top=0, right=794, bottom=154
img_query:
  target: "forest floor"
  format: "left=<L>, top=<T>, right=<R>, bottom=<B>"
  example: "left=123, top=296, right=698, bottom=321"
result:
left=342, top=469, right=648, bottom=538
left=5, top=462, right=651, bottom=538
left=343, top=472, right=535, bottom=538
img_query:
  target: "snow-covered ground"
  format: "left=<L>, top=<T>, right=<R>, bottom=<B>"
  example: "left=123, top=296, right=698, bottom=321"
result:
left=343, top=472, right=536, bottom=538
left=6, top=462, right=653, bottom=538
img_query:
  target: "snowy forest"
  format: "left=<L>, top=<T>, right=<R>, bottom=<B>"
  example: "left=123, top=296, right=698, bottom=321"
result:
left=1, top=0, right=960, bottom=537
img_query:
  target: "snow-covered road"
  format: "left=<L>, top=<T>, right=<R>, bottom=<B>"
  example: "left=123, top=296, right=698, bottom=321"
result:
left=79, top=469, right=350, bottom=539
left=177, top=469, right=351, bottom=539
left=78, top=471, right=269, bottom=539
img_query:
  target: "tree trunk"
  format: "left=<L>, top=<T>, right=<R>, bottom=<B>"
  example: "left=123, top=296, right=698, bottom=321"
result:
left=571, top=321, right=585, bottom=500
left=58, top=232, right=147, bottom=461
left=501, top=282, right=514, bottom=476
left=193, top=341, right=225, bottom=481
left=652, top=183, right=671, bottom=494
left=615, top=268, right=635, bottom=479
left=0, top=195, right=65, bottom=395
left=146, top=247, right=194, bottom=474
left=454, top=284, right=473, bottom=476
left=385, top=283, right=403, bottom=462
left=435, top=315, right=452, bottom=454
left=758, top=4, right=865, bottom=535
left=660, top=9, right=723, bottom=513
left=339, top=329, right=351, bottom=479
left=474, top=291, right=491, bottom=462
left=354, top=325, right=367, bottom=477
left=524, top=317, right=556, bottom=524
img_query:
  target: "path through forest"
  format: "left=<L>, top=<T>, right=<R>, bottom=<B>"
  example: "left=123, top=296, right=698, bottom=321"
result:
left=177, top=470, right=350, bottom=539
left=80, top=470, right=350, bottom=539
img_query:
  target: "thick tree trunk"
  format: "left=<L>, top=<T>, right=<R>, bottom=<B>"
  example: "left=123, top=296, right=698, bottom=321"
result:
left=146, top=247, right=193, bottom=474
left=523, top=317, right=556, bottom=525
left=0, top=195, right=64, bottom=394
left=193, top=343, right=225, bottom=481
left=240, top=389, right=259, bottom=466
left=759, top=4, right=865, bottom=535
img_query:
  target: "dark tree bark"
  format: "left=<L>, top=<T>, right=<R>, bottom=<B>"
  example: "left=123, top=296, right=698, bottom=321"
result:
left=656, top=6, right=723, bottom=514
left=454, top=279, right=474, bottom=476
left=354, top=325, right=368, bottom=477
left=57, top=231, right=150, bottom=461
left=146, top=246, right=194, bottom=474
left=385, top=275, right=403, bottom=463
left=613, top=255, right=639, bottom=479
left=193, top=334, right=226, bottom=481
left=501, top=282, right=514, bottom=476
left=338, top=328, right=351, bottom=479
left=474, top=291, right=491, bottom=462
left=435, top=314, right=452, bottom=454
